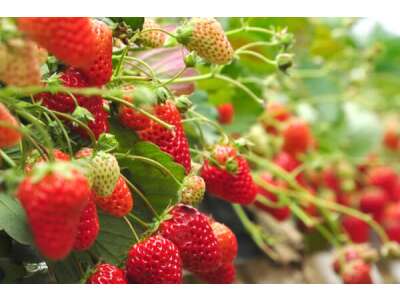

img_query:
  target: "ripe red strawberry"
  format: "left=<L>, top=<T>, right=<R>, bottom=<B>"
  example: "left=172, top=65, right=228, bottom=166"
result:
left=24, top=149, right=70, bottom=174
left=383, top=121, right=399, bottom=151
left=87, top=263, right=127, bottom=284
left=92, top=176, right=133, bottom=217
left=341, top=215, right=369, bottom=244
left=75, top=147, right=94, bottom=159
left=261, top=101, right=291, bottom=134
left=18, top=18, right=97, bottom=69
left=217, top=103, right=234, bottom=125
left=359, top=187, right=388, bottom=221
left=138, top=19, right=166, bottom=48
left=0, top=38, right=43, bottom=87
left=176, top=18, right=234, bottom=65
left=273, top=151, right=305, bottom=184
left=180, top=174, right=206, bottom=206
left=367, top=166, right=398, bottom=200
left=282, top=119, right=313, bottom=157
left=332, top=244, right=377, bottom=274
left=341, top=260, right=372, bottom=284
left=74, top=199, right=99, bottom=251
left=323, top=167, right=341, bottom=192
left=17, top=162, right=90, bottom=260
left=118, top=86, right=152, bottom=131
left=210, top=221, right=238, bottom=264
left=0, top=103, right=22, bottom=148
left=255, top=172, right=291, bottom=221
left=382, top=203, right=400, bottom=243
left=197, top=263, right=235, bottom=284
left=200, top=144, right=257, bottom=205
left=126, top=235, right=182, bottom=284
left=159, top=204, right=222, bottom=273
left=35, top=67, right=109, bottom=139
left=121, top=101, right=191, bottom=173
left=333, top=248, right=361, bottom=274
left=80, top=20, right=112, bottom=86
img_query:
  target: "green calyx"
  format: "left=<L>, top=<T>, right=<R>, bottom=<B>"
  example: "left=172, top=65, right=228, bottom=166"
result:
left=175, top=23, right=194, bottom=45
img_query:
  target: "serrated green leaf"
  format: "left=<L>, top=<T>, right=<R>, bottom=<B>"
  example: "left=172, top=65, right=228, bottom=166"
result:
left=0, top=194, right=33, bottom=245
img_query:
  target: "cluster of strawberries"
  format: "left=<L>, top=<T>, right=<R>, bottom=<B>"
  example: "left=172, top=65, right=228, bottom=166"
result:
left=87, top=204, right=238, bottom=284
left=18, top=148, right=133, bottom=260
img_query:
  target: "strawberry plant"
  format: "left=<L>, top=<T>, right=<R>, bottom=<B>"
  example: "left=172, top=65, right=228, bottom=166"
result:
left=0, top=17, right=399, bottom=284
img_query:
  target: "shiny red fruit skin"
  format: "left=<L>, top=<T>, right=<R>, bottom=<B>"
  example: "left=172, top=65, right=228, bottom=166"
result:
left=382, top=204, right=400, bottom=242
left=126, top=235, right=182, bottom=284
left=122, top=101, right=191, bottom=174
left=0, top=103, right=21, bottom=148
left=367, top=166, right=398, bottom=201
left=273, top=151, right=304, bottom=184
left=342, top=260, right=372, bottom=284
left=81, top=20, right=112, bottom=86
left=342, top=216, right=369, bottom=244
left=17, top=169, right=90, bottom=260
left=211, top=222, right=238, bottom=264
left=74, top=199, right=99, bottom=251
left=217, top=103, right=234, bottom=125
left=36, top=68, right=109, bottom=139
left=92, top=176, right=133, bottom=217
left=359, top=187, right=388, bottom=221
left=282, top=119, right=313, bottom=157
left=18, top=18, right=97, bottom=68
left=201, top=151, right=257, bottom=205
left=87, top=263, right=127, bottom=284
left=255, top=173, right=291, bottom=221
left=383, top=124, right=399, bottom=151
left=197, top=263, right=235, bottom=284
left=159, top=204, right=222, bottom=273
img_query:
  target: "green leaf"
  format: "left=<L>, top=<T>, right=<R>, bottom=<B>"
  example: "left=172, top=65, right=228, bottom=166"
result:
left=0, top=194, right=33, bottom=245
left=111, top=17, right=144, bottom=31
left=90, top=212, right=137, bottom=265
left=48, top=252, right=94, bottom=284
left=0, top=258, right=25, bottom=283
left=118, top=141, right=185, bottom=214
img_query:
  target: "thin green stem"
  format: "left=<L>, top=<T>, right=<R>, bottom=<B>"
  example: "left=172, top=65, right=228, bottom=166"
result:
left=157, top=67, right=187, bottom=87
left=116, top=153, right=182, bottom=187
left=107, top=96, right=174, bottom=131
left=236, top=41, right=281, bottom=52
left=214, top=74, right=264, bottom=106
left=128, top=213, right=149, bottom=229
left=0, top=149, right=16, bottom=167
left=140, top=28, right=178, bottom=39
left=160, top=73, right=213, bottom=84
left=236, top=49, right=277, bottom=66
left=232, top=204, right=279, bottom=260
left=123, top=216, right=139, bottom=242
left=226, top=26, right=275, bottom=36
left=120, top=174, right=159, bottom=218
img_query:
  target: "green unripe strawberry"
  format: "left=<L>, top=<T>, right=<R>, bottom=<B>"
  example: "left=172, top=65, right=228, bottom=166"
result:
left=91, top=151, right=120, bottom=197
left=179, top=175, right=205, bottom=206
left=176, top=18, right=234, bottom=65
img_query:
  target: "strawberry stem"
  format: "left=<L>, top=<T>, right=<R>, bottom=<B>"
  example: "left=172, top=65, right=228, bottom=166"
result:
left=123, top=216, right=139, bottom=242
left=120, top=174, right=160, bottom=219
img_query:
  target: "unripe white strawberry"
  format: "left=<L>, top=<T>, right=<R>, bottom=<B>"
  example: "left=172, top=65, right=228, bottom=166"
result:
left=176, top=18, right=234, bottom=65
left=138, top=19, right=166, bottom=48
left=0, top=38, right=43, bottom=87
left=90, top=151, right=120, bottom=197
left=179, top=174, right=205, bottom=206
